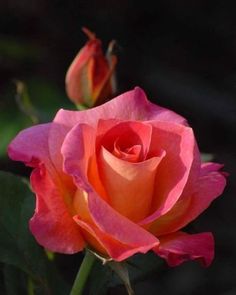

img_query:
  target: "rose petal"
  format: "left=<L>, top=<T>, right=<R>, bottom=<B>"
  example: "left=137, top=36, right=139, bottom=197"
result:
left=54, top=87, right=187, bottom=129
left=154, top=231, right=214, bottom=267
left=47, top=122, right=76, bottom=192
left=30, top=165, right=85, bottom=254
left=98, top=120, right=153, bottom=160
left=8, top=123, right=51, bottom=168
left=148, top=162, right=227, bottom=236
left=62, top=122, right=108, bottom=201
left=99, top=146, right=165, bottom=221
left=200, top=162, right=225, bottom=175
left=8, top=122, right=75, bottom=193
left=87, top=190, right=160, bottom=256
left=74, top=216, right=157, bottom=261
left=140, top=122, right=195, bottom=224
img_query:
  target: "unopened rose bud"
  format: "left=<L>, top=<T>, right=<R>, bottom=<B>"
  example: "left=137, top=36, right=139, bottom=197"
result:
left=65, top=27, right=117, bottom=107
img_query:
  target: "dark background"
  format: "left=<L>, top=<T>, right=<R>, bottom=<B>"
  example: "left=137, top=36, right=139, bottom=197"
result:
left=0, top=1, right=235, bottom=294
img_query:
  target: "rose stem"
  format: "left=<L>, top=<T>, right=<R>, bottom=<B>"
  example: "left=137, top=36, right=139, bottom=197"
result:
left=70, top=250, right=96, bottom=295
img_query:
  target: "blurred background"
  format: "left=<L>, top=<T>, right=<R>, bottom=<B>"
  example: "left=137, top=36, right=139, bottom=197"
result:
left=0, top=1, right=235, bottom=294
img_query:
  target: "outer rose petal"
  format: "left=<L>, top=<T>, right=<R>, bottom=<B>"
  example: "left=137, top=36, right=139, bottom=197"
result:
left=154, top=232, right=214, bottom=267
left=8, top=122, right=75, bottom=192
left=74, top=216, right=156, bottom=261
left=47, top=122, right=76, bottom=193
left=140, top=122, right=196, bottom=224
left=8, top=123, right=51, bottom=168
left=30, top=165, right=85, bottom=253
left=200, top=162, right=226, bottom=175
left=149, top=162, right=227, bottom=236
left=62, top=122, right=99, bottom=192
left=87, top=190, right=160, bottom=259
left=54, top=87, right=187, bottom=129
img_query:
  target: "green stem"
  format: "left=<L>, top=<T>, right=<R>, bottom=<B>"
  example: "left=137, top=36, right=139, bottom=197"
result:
left=70, top=250, right=96, bottom=295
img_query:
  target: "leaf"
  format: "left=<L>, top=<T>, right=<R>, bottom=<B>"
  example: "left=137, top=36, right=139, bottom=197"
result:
left=0, top=171, right=45, bottom=275
left=0, top=171, right=69, bottom=294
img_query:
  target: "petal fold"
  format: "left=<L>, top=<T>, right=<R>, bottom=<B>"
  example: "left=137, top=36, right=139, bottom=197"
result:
left=54, top=87, right=187, bottom=129
left=8, top=123, right=51, bottom=167
left=99, top=146, right=165, bottom=221
left=140, top=122, right=196, bottom=224
left=87, top=191, right=160, bottom=258
left=74, top=215, right=157, bottom=261
left=62, top=122, right=107, bottom=198
left=148, top=162, right=227, bottom=236
left=30, top=165, right=85, bottom=253
left=154, top=231, right=214, bottom=267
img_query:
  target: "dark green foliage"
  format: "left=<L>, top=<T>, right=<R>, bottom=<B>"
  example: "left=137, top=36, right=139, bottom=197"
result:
left=0, top=171, right=69, bottom=295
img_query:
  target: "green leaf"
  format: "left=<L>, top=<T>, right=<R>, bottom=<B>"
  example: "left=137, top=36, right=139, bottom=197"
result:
left=0, top=171, right=50, bottom=293
left=0, top=171, right=45, bottom=275
left=0, top=171, right=69, bottom=294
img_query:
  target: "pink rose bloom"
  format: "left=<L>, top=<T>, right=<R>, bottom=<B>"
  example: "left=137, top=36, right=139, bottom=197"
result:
left=8, top=88, right=226, bottom=266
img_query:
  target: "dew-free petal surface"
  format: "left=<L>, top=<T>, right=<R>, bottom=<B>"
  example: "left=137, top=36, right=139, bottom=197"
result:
left=87, top=191, right=160, bottom=255
left=74, top=215, right=157, bottom=261
left=54, top=87, right=187, bottom=129
left=154, top=231, right=214, bottom=267
left=30, top=165, right=84, bottom=253
left=8, top=123, right=51, bottom=168
left=148, top=162, right=226, bottom=236
left=99, top=120, right=153, bottom=160
left=99, top=146, right=165, bottom=221
left=62, top=122, right=107, bottom=199
left=140, top=122, right=195, bottom=224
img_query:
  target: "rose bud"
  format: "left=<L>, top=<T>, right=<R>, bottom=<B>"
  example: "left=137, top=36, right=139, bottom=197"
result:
left=8, top=87, right=227, bottom=267
left=65, top=27, right=117, bottom=107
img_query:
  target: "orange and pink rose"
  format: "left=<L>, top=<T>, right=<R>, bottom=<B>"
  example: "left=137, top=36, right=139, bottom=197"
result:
left=8, top=88, right=226, bottom=266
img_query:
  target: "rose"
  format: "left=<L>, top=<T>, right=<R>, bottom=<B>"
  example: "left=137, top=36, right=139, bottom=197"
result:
left=65, top=27, right=117, bottom=107
left=8, top=87, right=226, bottom=267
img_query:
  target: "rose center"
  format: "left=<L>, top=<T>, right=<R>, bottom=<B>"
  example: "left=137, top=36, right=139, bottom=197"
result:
left=112, top=138, right=142, bottom=162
